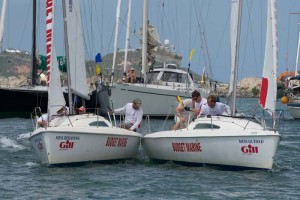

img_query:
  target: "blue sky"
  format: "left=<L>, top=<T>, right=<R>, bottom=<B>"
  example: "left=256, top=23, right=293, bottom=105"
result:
left=2, top=0, right=300, bottom=83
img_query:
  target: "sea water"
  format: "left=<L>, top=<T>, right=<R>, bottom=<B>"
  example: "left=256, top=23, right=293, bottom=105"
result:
left=0, top=98, right=299, bottom=199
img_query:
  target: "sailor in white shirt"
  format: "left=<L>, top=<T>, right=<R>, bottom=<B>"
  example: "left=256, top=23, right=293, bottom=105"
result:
left=114, top=98, right=143, bottom=131
left=173, top=90, right=207, bottom=130
left=198, top=94, right=231, bottom=116
left=37, top=106, right=69, bottom=127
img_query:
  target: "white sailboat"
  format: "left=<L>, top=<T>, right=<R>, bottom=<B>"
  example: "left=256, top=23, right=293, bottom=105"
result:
left=284, top=27, right=300, bottom=118
left=143, top=0, right=280, bottom=169
left=104, top=0, right=211, bottom=117
left=29, top=0, right=142, bottom=165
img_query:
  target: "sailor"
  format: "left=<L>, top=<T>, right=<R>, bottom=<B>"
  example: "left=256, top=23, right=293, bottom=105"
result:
left=113, top=98, right=143, bottom=132
left=78, top=106, right=86, bottom=114
left=37, top=113, right=48, bottom=127
left=198, top=94, right=231, bottom=116
left=173, top=90, right=207, bottom=130
left=127, top=68, right=136, bottom=83
left=37, top=106, right=69, bottom=127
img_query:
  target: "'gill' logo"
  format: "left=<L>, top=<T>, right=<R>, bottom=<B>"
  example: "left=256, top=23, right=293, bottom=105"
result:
left=241, top=144, right=258, bottom=154
left=59, top=140, right=74, bottom=149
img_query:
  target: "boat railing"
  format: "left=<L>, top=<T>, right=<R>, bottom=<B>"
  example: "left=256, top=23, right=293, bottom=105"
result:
left=31, top=107, right=43, bottom=130
left=107, top=112, right=126, bottom=129
left=144, top=115, right=151, bottom=134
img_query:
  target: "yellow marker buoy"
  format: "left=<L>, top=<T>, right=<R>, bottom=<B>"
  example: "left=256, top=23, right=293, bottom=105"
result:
left=281, top=96, right=289, bottom=104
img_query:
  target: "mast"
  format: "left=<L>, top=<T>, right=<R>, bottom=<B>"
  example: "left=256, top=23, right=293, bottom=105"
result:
left=111, top=0, right=122, bottom=83
left=142, top=0, right=148, bottom=84
left=123, top=0, right=132, bottom=73
left=62, top=0, right=73, bottom=114
left=0, top=0, right=7, bottom=50
left=229, top=0, right=243, bottom=116
left=295, top=28, right=300, bottom=76
left=31, top=0, right=37, bottom=86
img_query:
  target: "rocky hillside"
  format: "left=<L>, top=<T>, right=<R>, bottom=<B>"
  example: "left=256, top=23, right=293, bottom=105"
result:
left=217, top=77, right=261, bottom=97
left=0, top=49, right=262, bottom=97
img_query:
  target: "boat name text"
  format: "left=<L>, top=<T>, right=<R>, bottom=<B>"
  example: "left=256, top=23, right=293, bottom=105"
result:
left=239, top=139, right=264, bottom=144
left=106, top=137, right=128, bottom=147
left=172, top=142, right=202, bottom=152
left=56, top=136, right=80, bottom=140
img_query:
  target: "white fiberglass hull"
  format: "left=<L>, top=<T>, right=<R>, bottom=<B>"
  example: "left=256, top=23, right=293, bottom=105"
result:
left=143, top=117, right=280, bottom=169
left=29, top=115, right=142, bottom=165
left=287, top=103, right=300, bottom=119
left=109, top=83, right=209, bottom=117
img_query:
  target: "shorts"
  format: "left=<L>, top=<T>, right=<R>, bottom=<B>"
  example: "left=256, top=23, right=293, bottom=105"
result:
left=121, top=123, right=136, bottom=132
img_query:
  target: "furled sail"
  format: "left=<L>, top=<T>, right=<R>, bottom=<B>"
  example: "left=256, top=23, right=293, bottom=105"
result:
left=140, top=24, right=182, bottom=72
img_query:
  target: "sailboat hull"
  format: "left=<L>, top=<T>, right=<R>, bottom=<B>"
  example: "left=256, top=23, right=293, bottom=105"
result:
left=143, top=117, right=280, bottom=169
left=30, top=126, right=141, bottom=165
left=108, top=83, right=209, bottom=117
left=0, top=87, right=98, bottom=118
left=287, top=103, right=300, bottom=119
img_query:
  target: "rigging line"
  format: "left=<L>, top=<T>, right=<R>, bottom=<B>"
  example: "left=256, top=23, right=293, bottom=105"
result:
left=242, top=0, right=259, bottom=77
left=193, top=0, right=214, bottom=79
left=209, top=4, right=229, bottom=73
left=118, top=18, right=140, bottom=42
left=286, top=14, right=291, bottom=72
left=170, top=0, right=179, bottom=52
left=17, top=2, right=31, bottom=50
left=82, top=1, right=92, bottom=59
left=91, top=0, right=104, bottom=53
left=203, top=0, right=211, bottom=33
left=161, top=1, right=177, bottom=47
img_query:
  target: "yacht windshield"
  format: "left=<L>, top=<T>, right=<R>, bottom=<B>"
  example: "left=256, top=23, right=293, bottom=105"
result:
left=148, top=71, right=160, bottom=82
left=161, top=72, right=188, bottom=83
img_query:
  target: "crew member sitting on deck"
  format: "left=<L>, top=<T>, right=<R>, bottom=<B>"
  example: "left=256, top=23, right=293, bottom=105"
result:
left=127, top=68, right=136, bottom=83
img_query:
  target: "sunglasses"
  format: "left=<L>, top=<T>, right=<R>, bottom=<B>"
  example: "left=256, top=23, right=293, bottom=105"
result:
left=192, top=96, right=198, bottom=100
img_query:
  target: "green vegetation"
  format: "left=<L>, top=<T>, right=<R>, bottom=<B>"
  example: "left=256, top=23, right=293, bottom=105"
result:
left=251, top=86, right=260, bottom=96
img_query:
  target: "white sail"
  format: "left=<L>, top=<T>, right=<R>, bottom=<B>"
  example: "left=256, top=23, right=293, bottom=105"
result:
left=46, top=0, right=66, bottom=118
left=259, top=0, right=278, bottom=116
left=64, top=0, right=89, bottom=100
left=0, top=0, right=7, bottom=48
left=229, top=0, right=243, bottom=116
